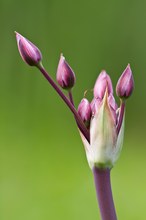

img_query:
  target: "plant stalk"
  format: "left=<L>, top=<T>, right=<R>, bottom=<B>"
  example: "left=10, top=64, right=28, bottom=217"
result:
left=68, top=90, right=86, bottom=135
left=93, top=167, right=117, bottom=220
left=37, top=63, right=90, bottom=143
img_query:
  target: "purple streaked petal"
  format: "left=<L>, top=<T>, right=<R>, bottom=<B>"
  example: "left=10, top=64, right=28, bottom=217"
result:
left=108, top=94, right=118, bottom=125
left=90, top=98, right=102, bottom=116
left=94, top=70, right=113, bottom=99
left=56, top=54, right=76, bottom=90
left=15, top=32, right=42, bottom=66
left=78, top=98, right=92, bottom=127
left=108, top=94, right=118, bottom=111
left=116, top=64, right=134, bottom=99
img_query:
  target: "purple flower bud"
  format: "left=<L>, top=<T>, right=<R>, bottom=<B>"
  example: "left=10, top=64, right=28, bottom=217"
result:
left=78, top=98, right=92, bottom=128
left=56, top=55, right=76, bottom=90
left=116, top=64, right=134, bottom=99
left=90, top=98, right=101, bottom=116
left=15, top=32, right=42, bottom=67
left=93, top=70, right=113, bottom=99
left=108, top=94, right=118, bottom=125
left=108, top=94, right=118, bottom=111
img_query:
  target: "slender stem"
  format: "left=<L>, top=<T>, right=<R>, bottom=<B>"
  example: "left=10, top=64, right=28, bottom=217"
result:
left=93, top=167, right=117, bottom=220
left=68, top=90, right=85, bottom=133
left=37, top=64, right=90, bottom=143
left=116, top=100, right=125, bottom=135
left=68, top=91, right=74, bottom=105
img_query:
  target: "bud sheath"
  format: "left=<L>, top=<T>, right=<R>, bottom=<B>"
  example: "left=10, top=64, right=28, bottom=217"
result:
left=78, top=98, right=92, bottom=128
left=116, top=64, right=134, bottom=99
left=94, top=71, right=113, bottom=99
left=56, top=55, right=76, bottom=90
left=15, top=32, right=42, bottom=67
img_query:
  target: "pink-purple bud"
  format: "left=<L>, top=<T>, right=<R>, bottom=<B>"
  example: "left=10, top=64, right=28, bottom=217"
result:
left=56, top=55, right=76, bottom=90
left=108, top=94, right=118, bottom=125
left=116, top=64, right=134, bottom=99
left=108, top=94, right=118, bottom=111
left=93, top=70, right=113, bottom=99
left=15, top=32, right=42, bottom=67
left=91, top=94, right=117, bottom=125
left=90, top=98, right=101, bottom=116
left=78, top=98, right=92, bottom=128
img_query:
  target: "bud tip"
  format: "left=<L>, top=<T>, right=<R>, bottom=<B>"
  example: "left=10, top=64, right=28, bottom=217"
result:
left=116, top=64, right=134, bottom=99
left=56, top=54, right=76, bottom=90
left=15, top=31, right=42, bottom=67
left=93, top=70, right=113, bottom=99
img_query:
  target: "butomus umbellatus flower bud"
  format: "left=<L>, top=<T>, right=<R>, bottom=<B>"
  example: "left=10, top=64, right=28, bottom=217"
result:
left=116, top=64, right=134, bottom=99
left=15, top=32, right=42, bottom=67
left=56, top=54, right=76, bottom=90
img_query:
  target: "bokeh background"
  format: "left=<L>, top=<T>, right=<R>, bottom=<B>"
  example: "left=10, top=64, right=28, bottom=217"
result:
left=0, top=0, right=145, bottom=219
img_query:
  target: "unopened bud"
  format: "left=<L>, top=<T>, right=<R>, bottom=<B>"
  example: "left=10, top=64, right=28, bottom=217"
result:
left=108, top=94, right=118, bottom=111
left=93, top=70, right=113, bottom=99
left=89, top=90, right=121, bottom=168
left=56, top=55, right=76, bottom=90
left=15, top=32, right=42, bottom=67
left=90, top=98, right=101, bottom=116
left=108, top=94, right=118, bottom=125
left=78, top=98, right=92, bottom=128
left=116, top=64, right=134, bottom=99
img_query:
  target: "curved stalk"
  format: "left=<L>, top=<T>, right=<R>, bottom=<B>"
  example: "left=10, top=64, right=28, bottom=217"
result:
left=68, top=91, right=86, bottom=135
left=37, top=64, right=90, bottom=143
left=68, top=91, right=74, bottom=106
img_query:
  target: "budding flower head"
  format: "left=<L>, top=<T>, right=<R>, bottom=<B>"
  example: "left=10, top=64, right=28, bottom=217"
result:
left=78, top=98, right=92, bottom=128
left=15, top=32, right=42, bottom=67
left=56, top=54, right=76, bottom=90
left=116, top=64, right=134, bottom=99
left=78, top=65, right=133, bottom=169
left=80, top=90, right=125, bottom=169
left=93, top=70, right=113, bottom=99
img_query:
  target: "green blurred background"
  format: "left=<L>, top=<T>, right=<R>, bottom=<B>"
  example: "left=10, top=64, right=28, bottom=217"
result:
left=0, top=0, right=145, bottom=219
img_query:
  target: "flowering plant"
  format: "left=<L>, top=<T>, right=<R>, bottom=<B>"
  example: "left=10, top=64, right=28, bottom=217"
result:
left=15, top=32, right=134, bottom=220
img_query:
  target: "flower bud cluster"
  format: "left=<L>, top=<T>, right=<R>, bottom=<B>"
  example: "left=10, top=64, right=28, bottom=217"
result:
left=77, top=66, right=134, bottom=169
left=15, top=32, right=134, bottom=170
